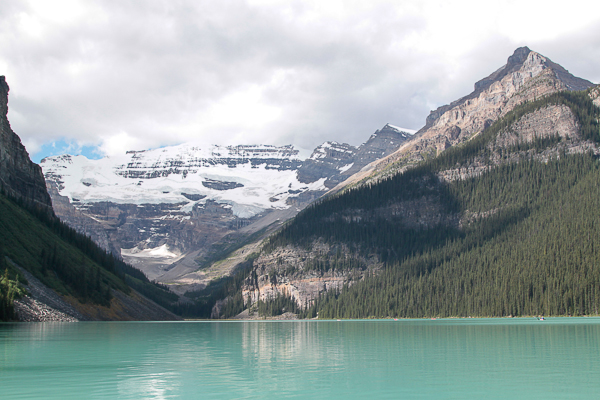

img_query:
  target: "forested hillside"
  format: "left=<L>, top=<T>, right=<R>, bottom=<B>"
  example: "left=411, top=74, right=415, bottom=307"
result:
left=0, top=192, right=177, bottom=321
left=247, top=88, right=600, bottom=319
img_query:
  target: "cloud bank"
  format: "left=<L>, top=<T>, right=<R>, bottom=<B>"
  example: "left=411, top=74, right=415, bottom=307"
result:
left=1, top=0, right=599, bottom=162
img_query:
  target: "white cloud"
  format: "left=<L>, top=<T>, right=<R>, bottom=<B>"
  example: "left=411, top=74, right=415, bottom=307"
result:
left=99, top=131, right=146, bottom=158
left=1, top=0, right=599, bottom=161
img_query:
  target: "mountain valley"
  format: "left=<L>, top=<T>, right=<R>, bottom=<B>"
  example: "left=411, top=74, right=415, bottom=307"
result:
left=3, top=46, right=600, bottom=321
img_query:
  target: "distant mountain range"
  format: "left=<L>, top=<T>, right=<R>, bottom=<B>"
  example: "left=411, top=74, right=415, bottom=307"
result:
left=41, top=122, right=414, bottom=291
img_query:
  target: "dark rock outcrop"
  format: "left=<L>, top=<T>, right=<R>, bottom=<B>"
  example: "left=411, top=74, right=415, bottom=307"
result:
left=202, top=179, right=244, bottom=190
left=0, top=76, right=52, bottom=210
left=297, top=141, right=357, bottom=187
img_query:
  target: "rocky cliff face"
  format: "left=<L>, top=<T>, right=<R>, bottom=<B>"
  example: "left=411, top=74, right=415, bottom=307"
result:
left=438, top=103, right=599, bottom=183
left=590, top=85, right=600, bottom=108
left=241, top=243, right=367, bottom=310
left=0, top=76, right=52, bottom=210
left=368, top=47, right=594, bottom=176
left=297, top=142, right=357, bottom=187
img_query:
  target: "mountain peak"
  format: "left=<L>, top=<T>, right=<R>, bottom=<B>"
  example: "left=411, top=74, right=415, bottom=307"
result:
left=380, top=124, right=416, bottom=135
left=472, top=46, right=536, bottom=94
left=473, top=46, right=592, bottom=94
left=423, top=47, right=593, bottom=132
left=507, top=46, right=532, bottom=66
left=364, top=47, right=595, bottom=177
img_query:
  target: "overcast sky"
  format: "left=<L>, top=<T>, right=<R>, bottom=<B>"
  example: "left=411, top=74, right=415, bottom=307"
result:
left=2, top=0, right=599, bottom=162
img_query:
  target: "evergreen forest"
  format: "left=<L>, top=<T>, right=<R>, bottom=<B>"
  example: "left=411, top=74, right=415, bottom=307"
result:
left=0, top=191, right=176, bottom=321
left=259, top=88, right=600, bottom=319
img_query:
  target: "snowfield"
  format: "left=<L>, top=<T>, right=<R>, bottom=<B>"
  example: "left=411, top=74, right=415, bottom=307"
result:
left=41, top=144, right=327, bottom=218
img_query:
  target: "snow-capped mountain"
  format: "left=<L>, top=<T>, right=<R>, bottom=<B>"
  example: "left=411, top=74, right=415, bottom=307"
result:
left=41, top=124, right=415, bottom=290
left=42, top=144, right=324, bottom=219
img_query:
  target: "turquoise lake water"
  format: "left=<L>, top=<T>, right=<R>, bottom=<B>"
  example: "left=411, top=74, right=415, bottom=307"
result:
left=1, top=318, right=599, bottom=399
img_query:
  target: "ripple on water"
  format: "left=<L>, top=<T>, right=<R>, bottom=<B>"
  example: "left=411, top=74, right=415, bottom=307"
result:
left=1, top=318, right=600, bottom=399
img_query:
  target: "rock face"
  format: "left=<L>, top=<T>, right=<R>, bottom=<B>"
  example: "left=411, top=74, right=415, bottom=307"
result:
left=493, top=104, right=580, bottom=148
left=297, top=142, right=357, bottom=187
left=242, top=243, right=365, bottom=309
left=0, top=76, right=52, bottom=210
left=590, top=85, right=600, bottom=108
left=437, top=103, right=598, bottom=183
left=41, top=125, right=414, bottom=288
left=369, top=47, right=594, bottom=175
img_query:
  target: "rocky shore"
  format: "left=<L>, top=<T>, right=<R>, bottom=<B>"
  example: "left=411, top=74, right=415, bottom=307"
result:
left=13, top=296, right=80, bottom=322
left=10, top=260, right=182, bottom=322
left=11, top=262, right=88, bottom=322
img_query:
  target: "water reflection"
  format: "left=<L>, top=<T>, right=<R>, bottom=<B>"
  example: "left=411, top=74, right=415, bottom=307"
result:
left=1, top=319, right=600, bottom=399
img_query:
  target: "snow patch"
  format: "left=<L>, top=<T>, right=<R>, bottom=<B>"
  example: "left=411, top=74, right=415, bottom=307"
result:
left=227, top=202, right=265, bottom=218
left=339, top=163, right=354, bottom=173
left=387, top=124, right=417, bottom=135
left=121, top=244, right=180, bottom=259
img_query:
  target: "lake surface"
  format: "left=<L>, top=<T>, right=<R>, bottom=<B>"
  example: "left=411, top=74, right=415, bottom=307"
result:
left=1, top=318, right=599, bottom=399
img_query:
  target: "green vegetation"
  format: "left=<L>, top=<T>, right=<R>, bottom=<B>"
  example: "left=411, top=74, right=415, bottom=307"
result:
left=260, top=89, right=600, bottom=318
left=256, top=293, right=299, bottom=317
left=0, top=249, right=27, bottom=321
left=308, top=154, right=600, bottom=318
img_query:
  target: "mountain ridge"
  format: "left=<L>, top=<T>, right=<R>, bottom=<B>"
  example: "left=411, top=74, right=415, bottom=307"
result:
left=337, top=47, right=595, bottom=189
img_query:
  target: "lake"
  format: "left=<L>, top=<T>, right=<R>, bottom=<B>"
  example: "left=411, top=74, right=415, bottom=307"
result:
left=1, top=318, right=599, bottom=399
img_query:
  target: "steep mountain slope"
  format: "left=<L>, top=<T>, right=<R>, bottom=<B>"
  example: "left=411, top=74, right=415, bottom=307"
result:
left=230, top=52, right=600, bottom=319
left=0, top=193, right=179, bottom=321
left=41, top=124, right=414, bottom=292
left=342, top=47, right=594, bottom=187
left=0, top=76, right=179, bottom=321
